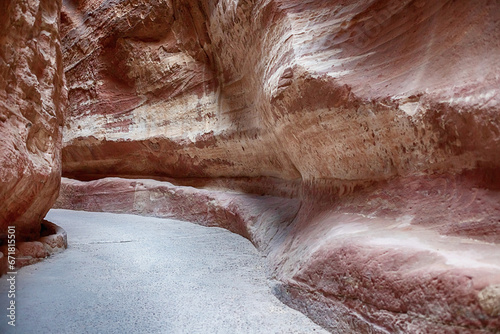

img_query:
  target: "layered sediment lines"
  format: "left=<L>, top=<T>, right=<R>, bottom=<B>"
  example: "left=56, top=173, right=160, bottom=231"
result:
left=59, top=0, right=500, bottom=332
left=62, top=0, right=500, bottom=181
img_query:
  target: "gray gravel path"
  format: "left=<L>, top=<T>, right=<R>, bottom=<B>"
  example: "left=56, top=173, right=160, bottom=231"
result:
left=0, top=209, right=326, bottom=334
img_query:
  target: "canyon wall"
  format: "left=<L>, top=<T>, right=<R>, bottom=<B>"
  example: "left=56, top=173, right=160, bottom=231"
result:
left=57, top=0, right=500, bottom=332
left=0, top=0, right=66, bottom=242
left=62, top=0, right=500, bottom=182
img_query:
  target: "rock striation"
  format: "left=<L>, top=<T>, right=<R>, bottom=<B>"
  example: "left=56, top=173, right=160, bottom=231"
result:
left=61, top=0, right=500, bottom=182
left=0, top=0, right=66, bottom=242
left=56, top=0, right=500, bottom=332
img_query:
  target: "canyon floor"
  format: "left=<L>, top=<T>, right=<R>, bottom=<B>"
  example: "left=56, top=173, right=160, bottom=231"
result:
left=0, top=209, right=326, bottom=334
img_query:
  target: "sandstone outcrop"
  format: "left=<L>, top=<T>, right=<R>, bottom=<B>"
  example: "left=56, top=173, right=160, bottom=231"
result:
left=0, top=0, right=66, bottom=242
left=57, top=0, right=500, bottom=332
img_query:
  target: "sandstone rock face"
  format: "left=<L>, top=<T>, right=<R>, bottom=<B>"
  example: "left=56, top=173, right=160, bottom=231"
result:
left=0, top=0, right=66, bottom=241
left=56, top=175, right=500, bottom=332
left=58, top=0, right=500, bottom=332
left=61, top=0, right=500, bottom=181
left=61, top=0, right=297, bottom=180
left=55, top=177, right=300, bottom=241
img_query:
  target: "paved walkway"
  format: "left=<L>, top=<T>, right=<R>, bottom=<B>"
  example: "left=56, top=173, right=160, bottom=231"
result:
left=0, top=209, right=326, bottom=334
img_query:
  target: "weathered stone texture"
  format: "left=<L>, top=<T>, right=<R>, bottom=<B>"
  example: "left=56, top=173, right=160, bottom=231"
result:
left=57, top=0, right=500, bottom=332
left=62, top=0, right=500, bottom=182
left=56, top=175, right=500, bottom=332
left=0, top=0, right=66, bottom=241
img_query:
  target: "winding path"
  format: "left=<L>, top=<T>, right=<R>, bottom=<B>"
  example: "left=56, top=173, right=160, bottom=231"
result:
left=0, top=209, right=326, bottom=334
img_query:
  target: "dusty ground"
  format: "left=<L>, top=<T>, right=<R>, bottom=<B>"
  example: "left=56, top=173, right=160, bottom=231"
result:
left=0, top=209, right=326, bottom=334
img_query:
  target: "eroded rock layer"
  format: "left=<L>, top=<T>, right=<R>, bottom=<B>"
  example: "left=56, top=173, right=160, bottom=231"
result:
left=0, top=0, right=66, bottom=241
left=56, top=176, right=500, bottom=332
left=62, top=0, right=500, bottom=181
left=58, top=0, right=500, bottom=332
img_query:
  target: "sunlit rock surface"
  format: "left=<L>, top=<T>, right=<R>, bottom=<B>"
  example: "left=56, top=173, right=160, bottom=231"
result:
left=0, top=0, right=66, bottom=241
left=58, top=0, right=500, bottom=332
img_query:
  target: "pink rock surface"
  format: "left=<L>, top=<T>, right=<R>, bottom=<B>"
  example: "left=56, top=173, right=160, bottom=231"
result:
left=0, top=0, right=66, bottom=241
left=56, top=176, right=500, bottom=332
left=61, top=0, right=500, bottom=182
left=60, top=0, right=296, bottom=180
left=56, top=0, right=500, bottom=332
left=54, top=177, right=300, bottom=241
left=275, top=174, right=500, bottom=332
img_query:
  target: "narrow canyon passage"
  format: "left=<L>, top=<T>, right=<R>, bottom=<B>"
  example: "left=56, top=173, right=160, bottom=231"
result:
left=0, top=210, right=326, bottom=334
left=2, top=0, right=500, bottom=331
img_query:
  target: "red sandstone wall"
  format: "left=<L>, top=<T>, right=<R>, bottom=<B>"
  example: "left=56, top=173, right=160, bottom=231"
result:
left=0, top=0, right=66, bottom=241
left=61, top=0, right=500, bottom=182
left=56, top=0, right=500, bottom=332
